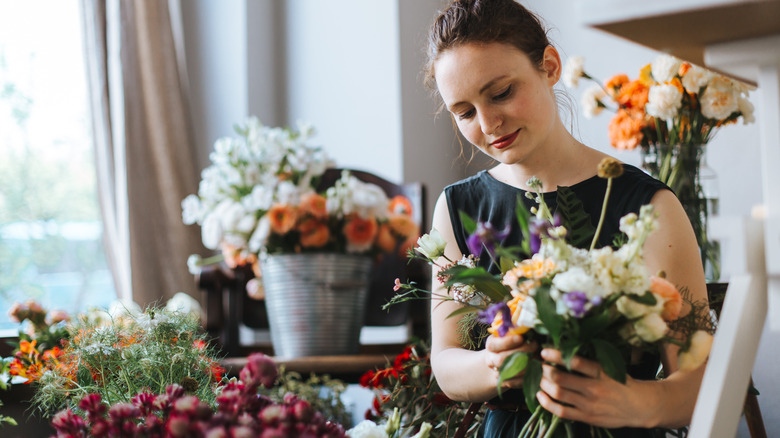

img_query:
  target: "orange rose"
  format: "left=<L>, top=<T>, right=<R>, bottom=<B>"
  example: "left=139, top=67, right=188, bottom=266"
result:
left=604, top=74, right=629, bottom=97
left=298, top=217, right=330, bottom=248
left=608, top=108, right=646, bottom=150
left=343, top=215, right=378, bottom=251
left=267, top=203, right=298, bottom=234
left=488, top=295, right=531, bottom=337
left=299, top=193, right=328, bottom=219
left=388, top=214, right=419, bottom=239
left=376, top=223, right=397, bottom=253
left=388, top=195, right=413, bottom=216
left=649, top=275, right=683, bottom=321
left=616, top=80, right=650, bottom=110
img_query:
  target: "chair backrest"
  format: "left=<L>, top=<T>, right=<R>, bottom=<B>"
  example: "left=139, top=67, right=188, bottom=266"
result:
left=316, top=168, right=428, bottom=328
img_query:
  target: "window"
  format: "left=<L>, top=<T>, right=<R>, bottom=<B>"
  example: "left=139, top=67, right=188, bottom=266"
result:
left=0, top=0, right=115, bottom=332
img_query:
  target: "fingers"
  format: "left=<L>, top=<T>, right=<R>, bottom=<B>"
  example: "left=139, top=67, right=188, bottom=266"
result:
left=540, top=348, right=602, bottom=379
left=485, top=334, right=524, bottom=352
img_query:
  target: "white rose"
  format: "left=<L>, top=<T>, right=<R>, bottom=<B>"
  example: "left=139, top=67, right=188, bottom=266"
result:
left=219, top=201, right=248, bottom=232
left=346, top=420, right=389, bottom=438
left=516, top=296, right=539, bottom=328
left=651, top=54, right=682, bottom=83
left=234, top=214, right=257, bottom=234
left=681, top=64, right=714, bottom=93
left=187, top=254, right=202, bottom=275
left=678, top=330, right=714, bottom=371
left=581, top=85, right=607, bottom=119
left=738, top=95, right=755, bottom=124
left=563, top=56, right=585, bottom=88
left=700, top=77, right=739, bottom=120
left=646, top=84, right=683, bottom=121
left=634, top=313, right=668, bottom=342
left=416, top=229, right=447, bottom=259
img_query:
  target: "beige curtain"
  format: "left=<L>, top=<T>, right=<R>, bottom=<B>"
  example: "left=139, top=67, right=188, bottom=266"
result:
left=81, top=0, right=205, bottom=307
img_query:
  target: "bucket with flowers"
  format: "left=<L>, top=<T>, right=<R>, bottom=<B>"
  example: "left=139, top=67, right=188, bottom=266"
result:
left=182, top=118, right=419, bottom=358
left=563, top=54, right=755, bottom=281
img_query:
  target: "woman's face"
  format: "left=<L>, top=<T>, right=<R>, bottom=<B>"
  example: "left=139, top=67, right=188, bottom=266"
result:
left=434, top=42, right=561, bottom=165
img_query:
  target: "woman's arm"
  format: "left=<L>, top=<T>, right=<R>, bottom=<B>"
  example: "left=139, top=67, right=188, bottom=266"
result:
left=429, top=192, right=533, bottom=402
left=536, top=189, right=710, bottom=429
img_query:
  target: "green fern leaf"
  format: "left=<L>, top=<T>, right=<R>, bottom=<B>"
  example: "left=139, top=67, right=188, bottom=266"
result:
left=556, top=186, right=596, bottom=249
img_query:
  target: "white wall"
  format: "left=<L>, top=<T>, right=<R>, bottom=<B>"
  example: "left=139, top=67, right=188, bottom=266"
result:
left=283, top=0, right=403, bottom=183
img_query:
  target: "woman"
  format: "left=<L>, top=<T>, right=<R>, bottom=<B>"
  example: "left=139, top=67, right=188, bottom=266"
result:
left=424, top=0, right=709, bottom=436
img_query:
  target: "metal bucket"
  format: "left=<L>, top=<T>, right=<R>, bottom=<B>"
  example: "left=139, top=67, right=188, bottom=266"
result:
left=261, top=253, right=372, bottom=358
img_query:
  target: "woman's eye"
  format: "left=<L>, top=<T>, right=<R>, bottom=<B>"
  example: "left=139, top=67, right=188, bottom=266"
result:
left=457, top=109, right=475, bottom=120
left=493, top=86, right=512, bottom=101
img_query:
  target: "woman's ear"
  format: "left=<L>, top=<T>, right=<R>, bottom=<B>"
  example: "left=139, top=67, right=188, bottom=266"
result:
left=542, top=45, right=562, bottom=86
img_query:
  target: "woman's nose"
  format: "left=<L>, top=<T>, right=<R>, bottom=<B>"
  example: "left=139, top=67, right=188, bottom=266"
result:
left=479, top=110, right=502, bottom=136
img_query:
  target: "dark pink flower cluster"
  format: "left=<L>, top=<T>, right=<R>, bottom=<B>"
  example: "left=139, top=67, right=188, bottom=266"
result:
left=50, top=353, right=347, bottom=438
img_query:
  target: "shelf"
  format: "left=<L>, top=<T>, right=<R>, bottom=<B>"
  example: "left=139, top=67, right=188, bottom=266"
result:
left=580, top=0, right=780, bottom=81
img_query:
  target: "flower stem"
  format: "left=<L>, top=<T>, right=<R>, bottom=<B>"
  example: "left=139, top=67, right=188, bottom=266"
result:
left=542, top=414, right=561, bottom=438
left=590, top=177, right=613, bottom=251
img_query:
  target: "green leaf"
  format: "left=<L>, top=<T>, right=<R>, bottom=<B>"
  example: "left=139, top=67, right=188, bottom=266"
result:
left=579, top=310, right=612, bottom=340
left=556, top=186, right=596, bottom=249
left=627, top=291, right=658, bottom=306
left=591, top=339, right=627, bottom=384
left=446, top=267, right=510, bottom=302
left=459, top=211, right=477, bottom=235
left=534, top=285, right=563, bottom=345
left=523, top=358, right=543, bottom=410
left=445, top=306, right=479, bottom=319
left=515, top=195, right=532, bottom=256
left=496, top=352, right=529, bottom=397
left=499, top=256, right=515, bottom=275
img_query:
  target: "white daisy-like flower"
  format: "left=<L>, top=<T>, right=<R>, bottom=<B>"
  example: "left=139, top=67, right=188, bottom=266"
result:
left=581, top=84, right=607, bottom=118
left=681, top=64, right=713, bottom=93
left=646, top=83, right=683, bottom=121
left=738, top=95, right=755, bottom=124
left=700, top=76, right=739, bottom=120
left=563, top=56, right=585, bottom=88
left=651, top=54, right=682, bottom=83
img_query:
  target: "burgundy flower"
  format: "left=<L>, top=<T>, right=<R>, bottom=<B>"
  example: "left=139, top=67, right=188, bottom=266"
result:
left=131, top=392, right=158, bottom=416
left=79, top=393, right=106, bottom=419
left=240, top=353, right=278, bottom=389
left=51, top=409, right=87, bottom=435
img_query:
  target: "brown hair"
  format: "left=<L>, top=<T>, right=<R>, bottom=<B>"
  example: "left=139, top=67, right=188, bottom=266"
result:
left=424, top=0, right=551, bottom=89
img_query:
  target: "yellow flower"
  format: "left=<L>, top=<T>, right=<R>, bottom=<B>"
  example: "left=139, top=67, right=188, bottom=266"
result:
left=678, top=330, right=714, bottom=371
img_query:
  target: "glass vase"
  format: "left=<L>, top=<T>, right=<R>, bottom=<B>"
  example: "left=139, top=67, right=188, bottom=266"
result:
left=641, top=143, right=721, bottom=282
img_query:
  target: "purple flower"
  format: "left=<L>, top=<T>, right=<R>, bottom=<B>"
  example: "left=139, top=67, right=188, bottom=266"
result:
left=478, top=302, right=514, bottom=337
left=466, top=222, right=510, bottom=257
left=562, top=291, right=589, bottom=318
left=529, top=214, right=562, bottom=254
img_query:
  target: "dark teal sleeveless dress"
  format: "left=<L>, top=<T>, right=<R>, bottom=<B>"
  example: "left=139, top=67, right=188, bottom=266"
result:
left=444, top=164, right=670, bottom=438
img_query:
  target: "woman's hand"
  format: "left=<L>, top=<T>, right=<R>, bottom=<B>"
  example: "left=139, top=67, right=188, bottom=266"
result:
left=484, top=334, right=538, bottom=389
left=536, top=348, right=653, bottom=429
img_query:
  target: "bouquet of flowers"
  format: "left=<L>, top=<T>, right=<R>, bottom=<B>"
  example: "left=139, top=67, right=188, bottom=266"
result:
left=182, top=118, right=419, bottom=285
left=391, top=159, right=714, bottom=437
left=562, top=54, right=755, bottom=281
left=347, top=408, right=433, bottom=438
left=359, top=341, right=482, bottom=437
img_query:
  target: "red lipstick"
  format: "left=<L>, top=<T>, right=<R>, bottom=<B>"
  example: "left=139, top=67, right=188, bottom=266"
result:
left=490, top=129, right=520, bottom=149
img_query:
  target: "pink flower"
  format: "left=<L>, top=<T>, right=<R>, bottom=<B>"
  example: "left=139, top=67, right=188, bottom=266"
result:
left=239, top=353, right=278, bottom=389
left=393, top=278, right=402, bottom=292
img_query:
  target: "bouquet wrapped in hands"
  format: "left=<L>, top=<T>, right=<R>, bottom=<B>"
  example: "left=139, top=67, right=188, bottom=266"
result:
left=391, top=159, right=714, bottom=438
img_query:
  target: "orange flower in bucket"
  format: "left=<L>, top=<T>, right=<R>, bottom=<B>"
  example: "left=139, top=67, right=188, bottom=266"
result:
left=388, top=195, right=413, bottom=216
left=298, top=192, right=328, bottom=219
left=298, top=217, right=330, bottom=248
left=343, top=214, right=378, bottom=252
left=267, top=203, right=298, bottom=234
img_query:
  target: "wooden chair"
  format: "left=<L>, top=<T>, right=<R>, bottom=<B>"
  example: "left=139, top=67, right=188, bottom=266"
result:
left=196, top=168, right=429, bottom=359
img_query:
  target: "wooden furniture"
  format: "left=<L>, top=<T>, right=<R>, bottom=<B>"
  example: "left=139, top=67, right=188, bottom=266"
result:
left=196, top=168, right=429, bottom=359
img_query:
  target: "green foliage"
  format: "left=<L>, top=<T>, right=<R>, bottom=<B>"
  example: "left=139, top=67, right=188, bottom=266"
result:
left=31, top=308, right=223, bottom=416
left=555, top=186, right=596, bottom=249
